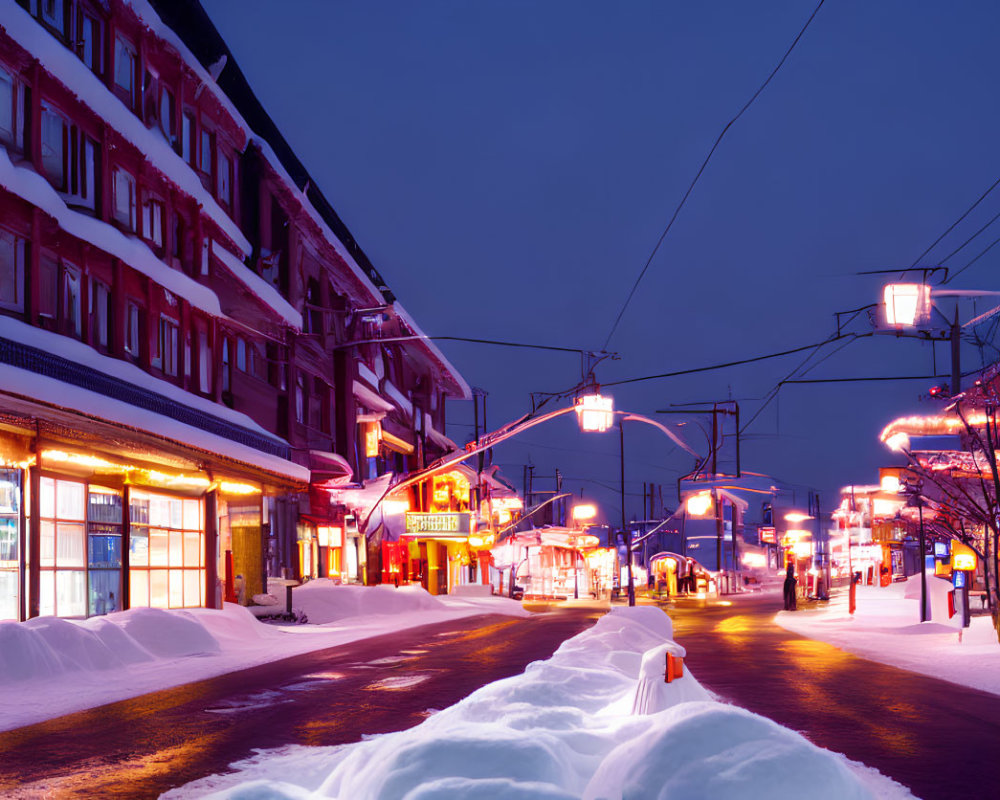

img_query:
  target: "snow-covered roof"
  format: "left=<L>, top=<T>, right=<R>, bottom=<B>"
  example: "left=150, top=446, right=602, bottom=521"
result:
left=0, top=149, right=228, bottom=322
left=3, top=3, right=250, bottom=255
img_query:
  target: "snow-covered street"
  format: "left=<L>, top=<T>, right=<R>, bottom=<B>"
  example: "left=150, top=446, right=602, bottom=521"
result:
left=162, top=604, right=914, bottom=799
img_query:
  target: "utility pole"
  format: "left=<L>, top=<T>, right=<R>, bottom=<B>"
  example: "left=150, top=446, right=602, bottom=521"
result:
left=620, top=419, right=635, bottom=606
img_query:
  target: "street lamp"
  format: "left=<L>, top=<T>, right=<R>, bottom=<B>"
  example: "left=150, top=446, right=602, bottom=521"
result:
left=878, top=281, right=1000, bottom=395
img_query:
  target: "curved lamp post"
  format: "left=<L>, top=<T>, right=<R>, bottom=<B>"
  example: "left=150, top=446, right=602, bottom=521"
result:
left=358, top=393, right=701, bottom=607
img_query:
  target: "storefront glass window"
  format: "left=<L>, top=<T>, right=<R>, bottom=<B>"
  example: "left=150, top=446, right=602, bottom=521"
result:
left=88, top=487, right=122, bottom=616
left=39, top=477, right=87, bottom=617
left=0, top=470, right=21, bottom=620
left=129, top=490, right=203, bottom=609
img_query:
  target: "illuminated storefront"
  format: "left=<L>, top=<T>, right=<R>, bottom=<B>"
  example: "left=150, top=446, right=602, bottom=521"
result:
left=0, top=432, right=292, bottom=621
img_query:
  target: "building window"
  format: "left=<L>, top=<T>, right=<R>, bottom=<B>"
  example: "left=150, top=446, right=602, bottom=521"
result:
left=235, top=336, right=246, bottom=372
left=113, top=35, right=136, bottom=109
left=158, top=86, right=175, bottom=143
left=63, top=264, right=81, bottom=338
left=221, top=337, right=231, bottom=392
left=38, top=476, right=87, bottom=618
left=67, top=134, right=98, bottom=211
left=124, top=299, right=140, bottom=357
left=141, top=197, right=164, bottom=248
left=0, top=469, right=21, bottom=621
left=112, top=167, right=137, bottom=231
left=295, top=374, right=306, bottom=424
left=159, top=316, right=179, bottom=377
left=40, top=102, right=67, bottom=190
left=86, top=486, right=123, bottom=617
left=199, top=128, right=213, bottom=176
left=76, top=7, right=103, bottom=76
left=90, top=278, right=110, bottom=349
left=0, top=229, right=25, bottom=313
left=0, top=67, right=25, bottom=153
left=128, top=490, right=204, bottom=609
left=198, top=328, right=211, bottom=394
left=40, top=0, right=66, bottom=37
left=38, top=254, right=58, bottom=320
left=217, top=149, right=232, bottom=207
left=181, top=111, right=195, bottom=165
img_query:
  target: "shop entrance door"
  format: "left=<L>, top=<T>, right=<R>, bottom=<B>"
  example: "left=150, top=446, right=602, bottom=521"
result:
left=437, top=544, right=448, bottom=595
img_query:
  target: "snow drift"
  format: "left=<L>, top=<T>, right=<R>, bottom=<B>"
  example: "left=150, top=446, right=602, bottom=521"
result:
left=170, top=606, right=914, bottom=799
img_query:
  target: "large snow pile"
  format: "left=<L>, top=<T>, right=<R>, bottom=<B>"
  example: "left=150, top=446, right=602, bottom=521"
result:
left=169, top=606, right=914, bottom=800
left=0, top=606, right=222, bottom=683
left=0, top=586, right=528, bottom=732
left=776, top=575, right=1000, bottom=696
left=290, top=580, right=449, bottom=624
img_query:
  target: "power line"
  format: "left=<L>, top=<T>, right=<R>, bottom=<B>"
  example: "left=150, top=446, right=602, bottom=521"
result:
left=602, top=336, right=849, bottom=387
left=602, top=0, right=826, bottom=350
left=782, top=375, right=942, bottom=384
left=946, top=229, right=1000, bottom=284
left=910, top=173, right=1000, bottom=278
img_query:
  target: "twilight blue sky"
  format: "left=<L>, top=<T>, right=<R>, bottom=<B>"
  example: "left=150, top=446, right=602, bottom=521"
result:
left=203, top=0, right=1000, bottom=523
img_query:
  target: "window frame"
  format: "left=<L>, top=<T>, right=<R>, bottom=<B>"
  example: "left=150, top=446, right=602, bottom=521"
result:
left=158, top=314, right=179, bottom=377
left=113, top=33, right=137, bottom=110
left=0, top=228, right=26, bottom=314
left=112, top=167, right=137, bottom=231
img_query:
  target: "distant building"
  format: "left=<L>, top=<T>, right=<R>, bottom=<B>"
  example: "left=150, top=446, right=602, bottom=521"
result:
left=0, top=0, right=468, bottom=621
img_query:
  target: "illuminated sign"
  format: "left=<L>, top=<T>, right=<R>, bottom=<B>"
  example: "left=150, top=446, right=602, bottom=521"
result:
left=405, top=512, right=471, bottom=536
left=952, top=552, right=976, bottom=571
left=759, top=526, right=776, bottom=544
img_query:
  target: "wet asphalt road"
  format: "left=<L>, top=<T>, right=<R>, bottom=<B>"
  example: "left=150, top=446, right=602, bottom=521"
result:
left=664, top=590, right=1000, bottom=800
left=0, top=606, right=602, bottom=799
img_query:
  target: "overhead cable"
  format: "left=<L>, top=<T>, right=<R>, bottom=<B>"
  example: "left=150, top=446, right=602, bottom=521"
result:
left=601, top=0, right=827, bottom=350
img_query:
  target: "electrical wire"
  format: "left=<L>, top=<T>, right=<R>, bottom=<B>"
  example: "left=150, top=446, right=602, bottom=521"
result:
left=946, top=229, right=1000, bottom=284
left=602, top=336, right=849, bottom=388
left=938, top=207, right=1000, bottom=265
left=602, top=0, right=826, bottom=350
left=907, top=173, right=1000, bottom=277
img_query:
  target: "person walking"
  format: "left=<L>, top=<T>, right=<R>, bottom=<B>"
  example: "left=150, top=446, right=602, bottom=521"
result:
left=783, top=563, right=797, bottom=611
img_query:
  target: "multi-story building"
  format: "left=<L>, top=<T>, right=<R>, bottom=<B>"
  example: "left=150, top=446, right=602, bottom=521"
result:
left=0, top=0, right=469, bottom=621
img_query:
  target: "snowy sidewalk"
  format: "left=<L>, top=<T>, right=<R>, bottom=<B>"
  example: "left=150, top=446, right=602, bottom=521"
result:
left=774, top=575, right=1000, bottom=696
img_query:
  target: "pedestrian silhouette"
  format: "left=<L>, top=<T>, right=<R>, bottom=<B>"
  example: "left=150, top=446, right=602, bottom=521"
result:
left=783, top=564, right=797, bottom=611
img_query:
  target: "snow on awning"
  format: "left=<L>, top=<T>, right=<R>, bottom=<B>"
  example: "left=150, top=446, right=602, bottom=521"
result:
left=212, top=242, right=302, bottom=329
left=426, top=423, right=458, bottom=452
left=309, top=450, right=353, bottom=485
left=353, top=381, right=394, bottom=414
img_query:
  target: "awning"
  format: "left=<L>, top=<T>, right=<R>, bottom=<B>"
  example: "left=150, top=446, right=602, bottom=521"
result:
left=381, top=428, right=415, bottom=455
left=353, top=380, right=394, bottom=414
left=309, top=450, right=353, bottom=486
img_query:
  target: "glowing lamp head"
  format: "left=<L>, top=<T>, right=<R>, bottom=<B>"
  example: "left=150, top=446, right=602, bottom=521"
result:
left=784, top=512, right=812, bottom=524
left=575, top=393, right=614, bottom=433
left=885, top=432, right=910, bottom=452
left=882, top=283, right=931, bottom=328
left=686, top=492, right=713, bottom=516
left=572, top=504, right=598, bottom=523
left=880, top=474, right=900, bottom=493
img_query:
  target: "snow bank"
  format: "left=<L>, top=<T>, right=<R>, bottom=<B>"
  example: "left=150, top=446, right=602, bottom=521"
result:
left=169, top=607, right=914, bottom=800
left=291, top=580, right=449, bottom=624
left=0, top=587, right=528, bottom=732
left=0, top=605, right=224, bottom=684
